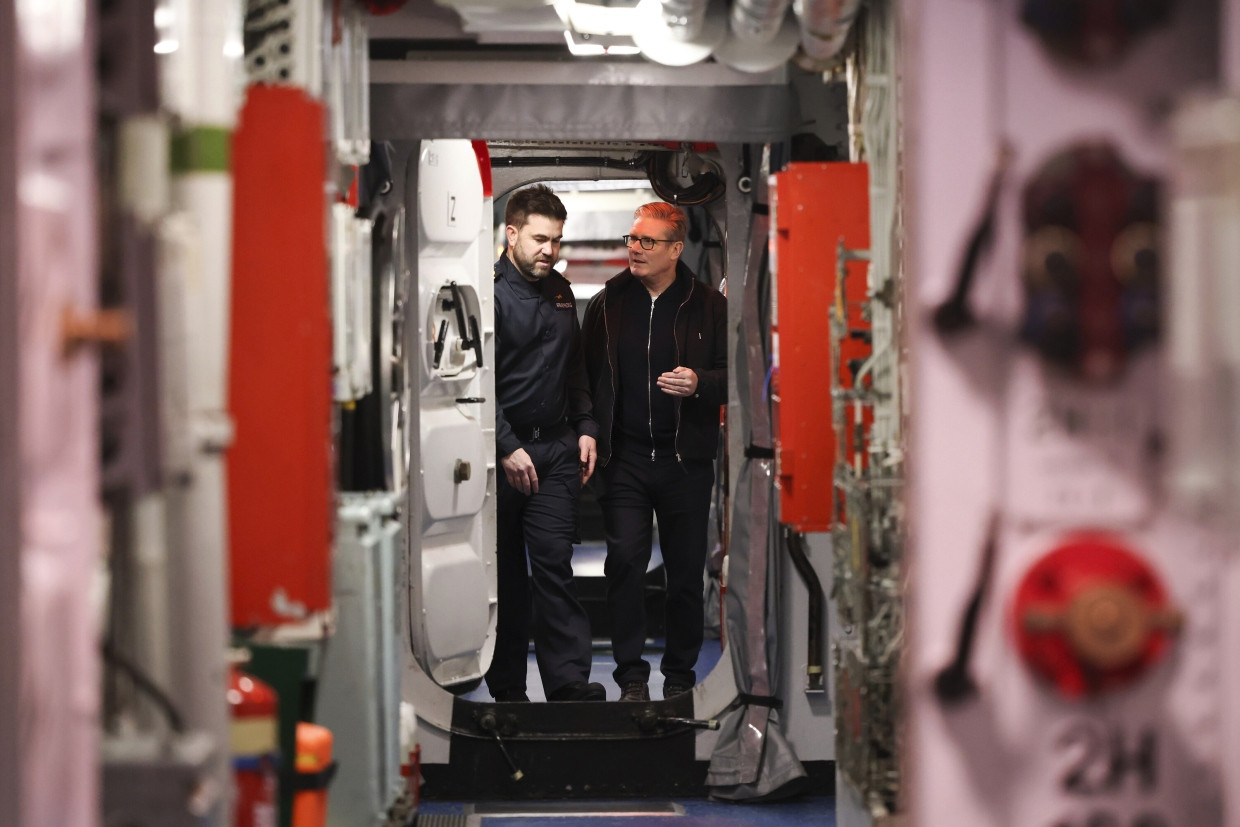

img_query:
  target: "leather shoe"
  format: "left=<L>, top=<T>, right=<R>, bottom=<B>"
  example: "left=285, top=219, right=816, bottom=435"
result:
left=492, top=689, right=530, bottom=703
left=663, top=681, right=693, bottom=699
left=548, top=681, right=606, bottom=701
left=620, top=681, right=650, bottom=702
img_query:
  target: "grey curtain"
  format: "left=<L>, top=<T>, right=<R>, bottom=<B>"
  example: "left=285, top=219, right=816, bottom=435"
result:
left=370, top=81, right=799, bottom=142
left=705, top=200, right=806, bottom=800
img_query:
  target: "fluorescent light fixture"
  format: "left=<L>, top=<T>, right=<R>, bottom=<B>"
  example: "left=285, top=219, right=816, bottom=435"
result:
left=153, top=1, right=178, bottom=54
left=555, top=0, right=642, bottom=35
left=564, top=30, right=605, bottom=56
left=563, top=27, right=641, bottom=57
left=569, top=3, right=639, bottom=36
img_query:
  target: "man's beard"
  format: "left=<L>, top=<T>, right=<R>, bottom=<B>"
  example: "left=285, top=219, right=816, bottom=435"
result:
left=513, top=248, right=554, bottom=280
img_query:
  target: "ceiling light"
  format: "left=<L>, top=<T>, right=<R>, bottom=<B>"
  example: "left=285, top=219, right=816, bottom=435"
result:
left=563, top=30, right=606, bottom=56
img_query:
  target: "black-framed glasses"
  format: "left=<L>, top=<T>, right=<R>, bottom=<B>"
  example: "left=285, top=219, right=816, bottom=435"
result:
left=623, top=234, right=676, bottom=251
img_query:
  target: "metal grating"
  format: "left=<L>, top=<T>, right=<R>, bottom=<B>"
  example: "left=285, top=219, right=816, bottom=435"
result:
left=416, top=814, right=481, bottom=827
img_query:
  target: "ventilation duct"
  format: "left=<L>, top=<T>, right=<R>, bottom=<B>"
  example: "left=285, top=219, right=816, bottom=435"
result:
left=633, top=0, right=725, bottom=66
left=793, top=0, right=861, bottom=68
left=660, top=0, right=711, bottom=38
left=730, top=0, right=791, bottom=42
left=715, top=0, right=799, bottom=71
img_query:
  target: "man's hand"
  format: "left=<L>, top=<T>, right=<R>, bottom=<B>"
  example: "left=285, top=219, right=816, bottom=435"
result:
left=501, top=448, right=539, bottom=495
left=578, top=435, right=597, bottom=485
left=657, top=366, right=698, bottom=397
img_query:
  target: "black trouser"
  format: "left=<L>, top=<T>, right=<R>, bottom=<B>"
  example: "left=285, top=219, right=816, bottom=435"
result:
left=599, top=446, right=715, bottom=687
left=485, top=427, right=594, bottom=698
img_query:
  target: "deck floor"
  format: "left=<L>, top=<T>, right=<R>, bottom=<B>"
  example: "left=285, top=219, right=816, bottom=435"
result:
left=438, top=544, right=836, bottom=824
left=416, top=795, right=836, bottom=825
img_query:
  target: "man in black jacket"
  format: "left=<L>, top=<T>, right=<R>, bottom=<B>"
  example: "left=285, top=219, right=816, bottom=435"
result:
left=489, top=184, right=605, bottom=703
left=582, top=202, right=727, bottom=702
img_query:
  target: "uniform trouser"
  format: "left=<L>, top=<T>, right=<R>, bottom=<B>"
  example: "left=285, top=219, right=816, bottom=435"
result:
left=485, top=427, right=594, bottom=697
left=599, top=448, right=715, bottom=687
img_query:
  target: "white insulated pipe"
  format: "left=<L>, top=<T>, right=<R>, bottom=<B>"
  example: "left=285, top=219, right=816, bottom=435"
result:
left=730, top=0, right=792, bottom=44
left=158, top=1, right=241, bottom=824
left=660, top=0, right=711, bottom=41
left=793, top=0, right=861, bottom=66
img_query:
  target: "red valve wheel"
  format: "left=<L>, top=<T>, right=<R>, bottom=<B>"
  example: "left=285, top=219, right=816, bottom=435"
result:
left=1010, top=533, right=1183, bottom=698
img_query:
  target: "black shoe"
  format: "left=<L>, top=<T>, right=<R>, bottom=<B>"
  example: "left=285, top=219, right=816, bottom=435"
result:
left=492, top=689, right=530, bottom=703
left=663, top=681, right=693, bottom=699
left=548, top=681, right=607, bottom=701
left=620, top=681, right=650, bottom=702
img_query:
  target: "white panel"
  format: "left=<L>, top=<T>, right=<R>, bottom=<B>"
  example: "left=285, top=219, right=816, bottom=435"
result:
left=321, top=495, right=404, bottom=825
left=422, top=544, right=492, bottom=662
left=419, top=405, right=487, bottom=521
left=418, top=139, right=484, bottom=244
left=406, top=136, right=498, bottom=700
left=331, top=206, right=374, bottom=402
left=1003, top=353, right=1157, bottom=524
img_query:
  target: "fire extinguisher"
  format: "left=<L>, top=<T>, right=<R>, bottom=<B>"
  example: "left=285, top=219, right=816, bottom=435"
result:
left=229, top=664, right=280, bottom=827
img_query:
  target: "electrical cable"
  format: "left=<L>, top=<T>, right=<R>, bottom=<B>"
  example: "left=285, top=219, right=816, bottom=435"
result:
left=489, top=153, right=651, bottom=172
left=645, top=152, right=726, bottom=207
left=101, top=639, right=186, bottom=733
left=783, top=527, right=827, bottom=693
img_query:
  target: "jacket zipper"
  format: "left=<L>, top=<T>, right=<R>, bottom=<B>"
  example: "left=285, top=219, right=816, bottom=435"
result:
left=603, top=287, right=617, bottom=463
left=647, top=295, right=656, bottom=461
left=672, top=280, right=694, bottom=468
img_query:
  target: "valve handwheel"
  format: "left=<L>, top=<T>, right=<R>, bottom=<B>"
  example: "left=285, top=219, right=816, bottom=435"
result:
left=1011, top=533, right=1183, bottom=697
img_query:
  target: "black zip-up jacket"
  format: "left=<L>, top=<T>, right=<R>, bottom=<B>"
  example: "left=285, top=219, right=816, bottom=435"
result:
left=493, top=255, right=597, bottom=460
left=582, top=261, right=727, bottom=465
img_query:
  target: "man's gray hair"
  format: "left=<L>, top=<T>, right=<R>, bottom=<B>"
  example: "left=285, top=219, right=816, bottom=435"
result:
left=634, top=202, right=688, bottom=243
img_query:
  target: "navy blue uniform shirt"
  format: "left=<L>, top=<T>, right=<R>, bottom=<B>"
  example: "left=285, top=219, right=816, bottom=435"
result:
left=493, top=255, right=598, bottom=459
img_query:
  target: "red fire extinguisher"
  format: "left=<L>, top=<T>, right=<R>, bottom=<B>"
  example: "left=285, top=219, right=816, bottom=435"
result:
left=229, top=665, right=279, bottom=827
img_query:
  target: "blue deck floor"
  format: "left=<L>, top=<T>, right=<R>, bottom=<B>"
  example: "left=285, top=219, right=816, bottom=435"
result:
left=415, top=796, right=836, bottom=825
left=462, top=637, right=725, bottom=703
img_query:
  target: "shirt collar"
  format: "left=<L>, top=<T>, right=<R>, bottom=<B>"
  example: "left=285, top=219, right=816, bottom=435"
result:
left=497, top=254, right=542, bottom=297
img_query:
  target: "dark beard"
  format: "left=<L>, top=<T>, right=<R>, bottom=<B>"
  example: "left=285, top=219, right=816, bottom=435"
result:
left=513, top=250, right=552, bottom=281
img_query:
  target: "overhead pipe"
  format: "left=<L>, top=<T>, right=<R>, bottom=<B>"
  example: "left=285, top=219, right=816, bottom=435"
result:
left=792, top=0, right=862, bottom=69
left=730, top=0, right=793, bottom=43
left=660, top=0, right=711, bottom=40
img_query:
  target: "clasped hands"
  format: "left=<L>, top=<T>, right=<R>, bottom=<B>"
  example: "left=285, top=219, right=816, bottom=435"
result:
left=656, top=366, right=698, bottom=398
left=502, top=434, right=598, bottom=495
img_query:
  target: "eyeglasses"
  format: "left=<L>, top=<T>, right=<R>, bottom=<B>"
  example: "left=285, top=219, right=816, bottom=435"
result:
left=623, top=234, right=677, bottom=251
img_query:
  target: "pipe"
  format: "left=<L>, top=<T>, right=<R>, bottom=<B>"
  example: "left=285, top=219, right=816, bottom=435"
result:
left=782, top=527, right=826, bottom=693
left=792, top=0, right=862, bottom=68
left=660, top=0, right=710, bottom=40
left=730, top=0, right=792, bottom=44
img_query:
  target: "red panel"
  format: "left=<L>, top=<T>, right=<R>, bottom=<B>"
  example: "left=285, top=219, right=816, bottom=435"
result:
left=228, top=85, right=332, bottom=627
left=471, top=140, right=492, bottom=197
left=771, top=163, right=870, bottom=531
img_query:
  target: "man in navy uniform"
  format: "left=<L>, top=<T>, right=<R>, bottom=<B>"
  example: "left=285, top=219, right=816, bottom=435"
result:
left=582, top=202, right=727, bottom=702
left=487, top=184, right=606, bottom=703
